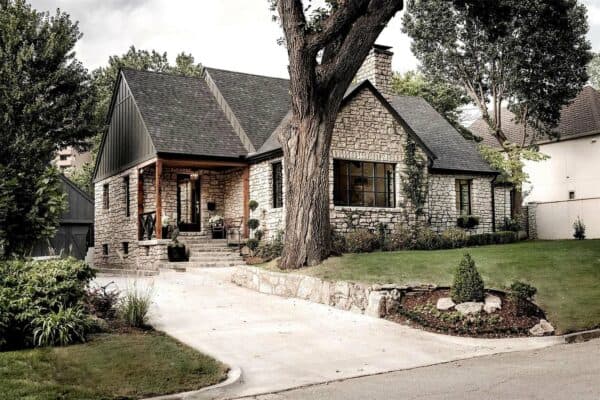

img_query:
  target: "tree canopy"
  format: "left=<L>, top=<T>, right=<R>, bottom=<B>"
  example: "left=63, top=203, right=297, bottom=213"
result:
left=0, top=0, right=95, bottom=257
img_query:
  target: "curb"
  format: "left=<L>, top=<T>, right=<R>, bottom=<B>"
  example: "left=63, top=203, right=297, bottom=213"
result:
left=562, top=328, right=600, bottom=344
left=143, top=366, right=243, bottom=400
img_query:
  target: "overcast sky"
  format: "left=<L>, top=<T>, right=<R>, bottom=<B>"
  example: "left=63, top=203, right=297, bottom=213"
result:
left=29, top=0, right=600, bottom=79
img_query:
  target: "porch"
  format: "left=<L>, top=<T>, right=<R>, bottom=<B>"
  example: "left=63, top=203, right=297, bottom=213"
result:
left=136, top=157, right=250, bottom=241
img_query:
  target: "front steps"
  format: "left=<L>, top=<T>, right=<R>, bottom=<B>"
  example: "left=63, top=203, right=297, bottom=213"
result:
left=160, top=233, right=245, bottom=272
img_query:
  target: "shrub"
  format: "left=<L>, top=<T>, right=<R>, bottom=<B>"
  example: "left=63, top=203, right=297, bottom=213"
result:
left=414, top=227, right=442, bottom=250
left=382, top=227, right=413, bottom=251
left=457, top=215, right=480, bottom=229
left=451, top=253, right=485, bottom=303
left=248, top=200, right=259, bottom=212
left=0, top=258, right=94, bottom=349
left=85, top=282, right=120, bottom=320
left=118, top=284, right=153, bottom=328
left=32, top=305, right=92, bottom=347
left=330, top=227, right=347, bottom=256
left=573, top=217, right=586, bottom=240
left=509, top=281, right=537, bottom=316
left=246, top=238, right=260, bottom=252
left=376, top=223, right=388, bottom=249
left=500, top=217, right=521, bottom=232
left=345, top=229, right=379, bottom=253
left=247, top=218, right=260, bottom=231
left=255, top=232, right=284, bottom=261
left=440, top=228, right=468, bottom=249
left=254, top=229, right=264, bottom=241
left=467, top=231, right=517, bottom=247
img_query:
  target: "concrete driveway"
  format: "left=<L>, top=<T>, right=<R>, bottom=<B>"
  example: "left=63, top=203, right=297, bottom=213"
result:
left=96, top=268, right=561, bottom=398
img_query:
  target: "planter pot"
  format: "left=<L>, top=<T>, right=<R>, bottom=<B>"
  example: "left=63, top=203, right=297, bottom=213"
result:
left=212, top=230, right=225, bottom=239
left=162, top=226, right=171, bottom=239
left=168, top=246, right=188, bottom=262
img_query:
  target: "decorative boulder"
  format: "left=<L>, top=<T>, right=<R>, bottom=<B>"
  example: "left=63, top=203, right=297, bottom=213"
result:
left=436, top=297, right=456, bottom=311
left=484, top=294, right=502, bottom=314
left=455, top=302, right=484, bottom=315
left=529, top=319, right=555, bottom=336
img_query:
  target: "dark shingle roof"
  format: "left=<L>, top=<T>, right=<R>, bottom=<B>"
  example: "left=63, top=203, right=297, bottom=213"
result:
left=205, top=67, right=291, bottom=150
left=388, top=95, right=494, bottom=173
left=122, top=68, right=247, bottom=158
left=469, top=86, right=600, bottom=148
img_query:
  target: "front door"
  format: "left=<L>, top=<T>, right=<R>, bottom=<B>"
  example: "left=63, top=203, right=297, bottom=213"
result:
left=177, top=174, right=201, bottom=232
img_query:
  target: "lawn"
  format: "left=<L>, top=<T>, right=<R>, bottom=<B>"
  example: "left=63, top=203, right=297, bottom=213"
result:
left=0, top=331, right=227, bottom=400
left=291, top=240, right=600, bottom=334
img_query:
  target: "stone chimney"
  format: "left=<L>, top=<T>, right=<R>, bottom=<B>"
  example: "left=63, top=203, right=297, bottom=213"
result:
left=355, top=44, right=394, bottom=97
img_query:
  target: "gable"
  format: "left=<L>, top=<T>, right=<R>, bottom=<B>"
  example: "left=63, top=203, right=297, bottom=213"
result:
left=94, top=73, right=156, bottom=182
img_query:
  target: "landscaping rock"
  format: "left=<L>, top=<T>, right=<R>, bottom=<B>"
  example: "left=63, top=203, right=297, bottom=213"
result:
left=455, top=302, right=484, bottom=315
left=366, top=291, right=387, bottom=318
left=530, top=319, right=555, bottom=336
left=484, top=294, right=502, bottom=314
left=436, top=297, right=456, bottom=311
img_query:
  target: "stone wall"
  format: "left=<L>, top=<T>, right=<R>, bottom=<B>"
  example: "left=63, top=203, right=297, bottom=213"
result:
left=494, top=186, right=513, bottom=228
left=249, top=158, right=284, bottom=240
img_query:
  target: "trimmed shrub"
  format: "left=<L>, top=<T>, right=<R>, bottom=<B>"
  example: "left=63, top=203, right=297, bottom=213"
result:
left=254, top=229, right=264, bottom=241
left=118, top=284, right=153, bottom=328
left=509, top=281, right=537, bottom=316
left=467, top=231, right=518, bottom=247
left=32, top=305, right=92, bottom=347
left=414, top=227, right=442, bottom=250
left=246, top=238, right=260, bottom=252
left=255, top=232, right=284, bottom=261
left=345, top=229, right=379, bottom=253
left=451, top=253, right=485, bottom=303
left=330, top=227, right=347, bottom=256
left=248, top=200, right=259, bottom=212
left=440, top=228, right=468, bottom=249
left=500, top=217, right=521, bottom=232
left=247, top=218, right=260, bottom=231
left=382, top=227, right=413, bottom=251
left=457, top=215, right=480, bottom=229
left=573, top=217, right=586, bottom=240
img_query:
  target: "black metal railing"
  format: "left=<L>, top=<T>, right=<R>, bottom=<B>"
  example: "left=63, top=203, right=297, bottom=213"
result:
left=140, top=212, right=156, bottom=240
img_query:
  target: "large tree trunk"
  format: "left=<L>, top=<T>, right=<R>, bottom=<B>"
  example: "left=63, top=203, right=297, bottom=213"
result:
left=279, top=113, right=335, bottom=269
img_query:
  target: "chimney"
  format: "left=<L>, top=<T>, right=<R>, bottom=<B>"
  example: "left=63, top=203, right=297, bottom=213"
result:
left=355, top=44, right=394, bottom=97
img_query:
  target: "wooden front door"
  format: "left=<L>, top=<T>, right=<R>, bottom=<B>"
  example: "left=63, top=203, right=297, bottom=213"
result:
left=177, top=174, right=201, bottom=232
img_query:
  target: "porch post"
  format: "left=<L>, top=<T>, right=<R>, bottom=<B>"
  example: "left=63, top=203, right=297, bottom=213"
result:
left=243, top=166, right=250, bottom=239
left=155, top=159, right=163, bottom=239
left=138, top=168, right=144, bottom=240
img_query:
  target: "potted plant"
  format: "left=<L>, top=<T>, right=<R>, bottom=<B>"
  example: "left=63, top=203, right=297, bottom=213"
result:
left=167, top=227, right=188, bottom=262
left=161, top=214, right=173, bottom=239
left=209, top=215, right=224, bottom=239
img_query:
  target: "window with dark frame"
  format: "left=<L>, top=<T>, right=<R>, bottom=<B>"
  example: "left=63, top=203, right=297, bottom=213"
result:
left=123, top=176, right=130, bottom=217
left=272, top=162, right=283, bottom=208
left=103, top=184, right=109, bottom=209
left=455, top=179, right=472, bottom=215
left=122, top=242, right=129, bottom=255
left=333, top=160, right=396, bottom=208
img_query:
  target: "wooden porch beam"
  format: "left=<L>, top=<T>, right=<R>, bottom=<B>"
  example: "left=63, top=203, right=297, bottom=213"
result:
left=155, top=159, right=163, bottom=239
left=161, top=158, right=248, bottom=169
left=242, top=166, right=250, bottom=239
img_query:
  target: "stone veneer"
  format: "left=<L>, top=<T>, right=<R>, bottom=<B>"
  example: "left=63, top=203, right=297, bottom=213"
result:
left=249, top=157, right=285, bottom=240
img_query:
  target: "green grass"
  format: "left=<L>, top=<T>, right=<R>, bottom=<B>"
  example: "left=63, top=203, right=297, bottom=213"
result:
left=283, top=240, right=600, bottom=334
left=0, top=331, right=227, bottom=400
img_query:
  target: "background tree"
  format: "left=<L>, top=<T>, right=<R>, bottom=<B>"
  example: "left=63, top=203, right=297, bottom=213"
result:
left=589, top=53, right=600, bottom=89
left=68, top=47, right=203, bottom=195
left=0, top=0, right=95, bottom=258
left=392, top=71, right=475, bottom=139
left=403, top=0, right=591, bottom=188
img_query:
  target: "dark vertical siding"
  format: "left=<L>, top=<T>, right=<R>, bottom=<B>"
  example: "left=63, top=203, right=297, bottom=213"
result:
left=95, top=74, right=155, bottom=181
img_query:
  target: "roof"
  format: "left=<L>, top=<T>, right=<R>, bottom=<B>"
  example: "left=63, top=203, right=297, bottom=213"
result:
left=469, top=86, right=600, bottom=148
left=205, top=68, right=291, bottom=150
left=122, top=68, right=247, bottom=158
left=388, top=96, right=495, bottom=173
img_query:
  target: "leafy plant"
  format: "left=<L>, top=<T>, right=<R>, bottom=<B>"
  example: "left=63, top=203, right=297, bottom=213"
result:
left=441, top=228, right=468, bottom=249
left=500, top=217, right=521, bottom=232
left=382, top=226, right=413, bottom=251
left=32, top=305, right=91, bottom=347
left=414, top=227, right=442, bottom=250
left=247, top=219, right=260, bottom=231
left=118, top=284, right=153, bottom=328
left=401, top=137, right=427, bottom=219
left=467, top=231, right=518, bottom=247
left=573, top=217, right=586, bottom=240
left=85, top=282, right=120, bottom=320
left=246, top=238, right=260, bottom=252
left=249, top=200, right=259, bottom=212
left=345, top=230, right=379, bottom=253
left=329, top=227, right=347, bottom=256
left=509, top=281, right=537, bottom=316
left=254, top=229, right=264, bottom=241
left=451, top=253, right=485, bottom=303
left=456, top=215, right=480, bottom=229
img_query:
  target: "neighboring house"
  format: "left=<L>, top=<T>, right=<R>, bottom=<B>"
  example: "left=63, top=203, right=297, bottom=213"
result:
left=53, top=146, right=92, bottom=172
left=93, top=45, right=509, bottom=272
left=469, top=86, right=600, bottom=239
left=32, top=175, right=94, bottom=259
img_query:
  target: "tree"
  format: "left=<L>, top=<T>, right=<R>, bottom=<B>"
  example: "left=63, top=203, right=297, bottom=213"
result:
left=589, top=53, right=600, bottom=89
left=70, top=47, right=204, bottom=195
left=272, top=0, right=404, bottom=269
left=403, top=0, right=591, bottom=188
left=0, top=1, right=95, bottom=258
left=392, top=71, right=474, bottom=139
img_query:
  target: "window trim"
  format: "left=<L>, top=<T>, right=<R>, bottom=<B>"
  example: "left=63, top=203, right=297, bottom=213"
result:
left=272, top=162, right=283, bottom=209
left=123, top=175, right=130, bottom=217
left=456, top=179, right=472, bottom=215
left=333, top=159, right=396, bottom=208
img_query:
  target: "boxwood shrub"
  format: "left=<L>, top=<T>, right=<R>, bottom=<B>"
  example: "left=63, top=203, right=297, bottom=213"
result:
left=345, top=229, right=379, bottom=253
left=467, top=231, right=518, bottom=247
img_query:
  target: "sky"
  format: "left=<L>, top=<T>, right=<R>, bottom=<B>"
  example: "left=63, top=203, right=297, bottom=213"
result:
left=28, top=0, right=600, bottom=79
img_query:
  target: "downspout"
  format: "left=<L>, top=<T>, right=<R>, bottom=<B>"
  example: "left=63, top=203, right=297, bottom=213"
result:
left=491, top=175, right=498, bottom=233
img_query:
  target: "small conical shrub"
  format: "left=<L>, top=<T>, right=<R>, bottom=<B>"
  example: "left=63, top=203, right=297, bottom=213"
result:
left=451, top=253, right=485, bottom=303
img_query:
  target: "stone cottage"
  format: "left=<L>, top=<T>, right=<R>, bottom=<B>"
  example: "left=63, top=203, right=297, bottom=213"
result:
left=93, top=45, right=510, bottom=273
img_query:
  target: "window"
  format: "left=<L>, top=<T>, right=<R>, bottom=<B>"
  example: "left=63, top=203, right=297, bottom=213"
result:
left=333, top=160, right=396, bottom=207
left=272, top=162, right=283, bottom=208
left=456, top=179, right=472, bottom=215
left=102, top=244, right=108, bottom=256
left=59, top=154, right=68, bottom=161
left=122, top=242, right=129, bottom=255
left=123, top=176, right=130, bottom=217
left=569, top=191, right=575, bottom=200
left=103, top=184, right=109, bottom=209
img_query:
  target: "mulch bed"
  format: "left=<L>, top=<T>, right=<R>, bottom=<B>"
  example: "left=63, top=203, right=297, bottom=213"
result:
left=386, top=289, right=546, bottom=338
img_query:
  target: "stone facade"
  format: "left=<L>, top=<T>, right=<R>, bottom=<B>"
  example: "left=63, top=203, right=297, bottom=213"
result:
left=249, top=157, right=285, bottom=240
left=355, top=46, right=393, bottom=97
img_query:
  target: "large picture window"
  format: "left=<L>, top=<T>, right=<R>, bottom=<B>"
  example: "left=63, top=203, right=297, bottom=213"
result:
left=272, top=162, right=283, bottom=208
left=456, top=179, right=472, bottom=215
left=334, top=160, right=396, bottom=207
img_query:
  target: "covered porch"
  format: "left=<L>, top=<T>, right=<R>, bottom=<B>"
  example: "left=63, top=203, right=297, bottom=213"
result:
left=136, top=157, right=250, bottom=241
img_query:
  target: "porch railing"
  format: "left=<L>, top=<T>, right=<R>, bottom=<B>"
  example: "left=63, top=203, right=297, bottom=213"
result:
left=140, top=212, right=156, bottom=240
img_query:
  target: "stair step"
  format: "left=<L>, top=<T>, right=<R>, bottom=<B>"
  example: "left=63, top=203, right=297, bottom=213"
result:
left=158, top=261, right=244, bottom=269
left=189, top=256, right=243, bottom=262
left=188, top=247, right=237, bottom=253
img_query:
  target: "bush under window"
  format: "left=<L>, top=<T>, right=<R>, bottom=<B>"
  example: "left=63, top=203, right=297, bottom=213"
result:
left=345, top=230, right=379, bottom=253
left=457, top=215, right=480, bottom=229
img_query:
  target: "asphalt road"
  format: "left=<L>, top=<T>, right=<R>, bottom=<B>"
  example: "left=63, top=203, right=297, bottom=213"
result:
left=245, top=339, right=600, bottom=400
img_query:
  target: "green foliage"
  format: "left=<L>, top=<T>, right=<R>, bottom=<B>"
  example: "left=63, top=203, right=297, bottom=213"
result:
left=440, top=228, right=468, bottom=249
left=401, top=137, right=427, bottom=218
left=246, top=238, right=260, bottom=252
left=32, top=305, right=91, bottom=347
left=247, top=218, right=260, bottom=231
left=345, top=230, right=379, bottom=253
left=0, top=1, right=93, bottom=257
left=467, top=231, right=518, bottom=247
left=329, top=228, right=347, bottom=256
left=456, top=215, right=480, bottom=229
left=249, top=200, right=259, bottom=212
left=255, top=231, right=284, bottom=261
left=85, top=283, right=120, bottom=320
left=479, top=144, right=549, bottom=188
left=392, top=71, right=473, bottom=139
left=500, top=217, right=521, bottom=232
left=588, top=53, right=600, bottom=89
left=254, top=229, right=264, bottom=241
left=382, top=227, right=413, bottom=251
left=451, top=253, right=485, bottom=303
left=573, top=217, right=586, bottom=240
left=0, top=258, right=94, bottom=349
left=509, top=281, right=537, bottom=316
left=414, top=227, right=442, bottom=250
left=118, top=285, right=153, bottom=328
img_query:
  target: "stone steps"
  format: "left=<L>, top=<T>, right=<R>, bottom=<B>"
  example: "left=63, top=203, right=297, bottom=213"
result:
left=159, top=260, right=244, bottom=269
left=189, top=255, right=243, bottom=262
left=94, top=268, right=158, bottom=276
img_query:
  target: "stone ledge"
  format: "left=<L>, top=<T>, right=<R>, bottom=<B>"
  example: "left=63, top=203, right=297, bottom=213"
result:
left=138, top=239, right=171, bottom=246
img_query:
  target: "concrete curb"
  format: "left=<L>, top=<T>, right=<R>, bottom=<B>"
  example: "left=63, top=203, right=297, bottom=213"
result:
left=143, top=366, right=243, bottom=400
left=562, top=328, right=600, bottom=344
